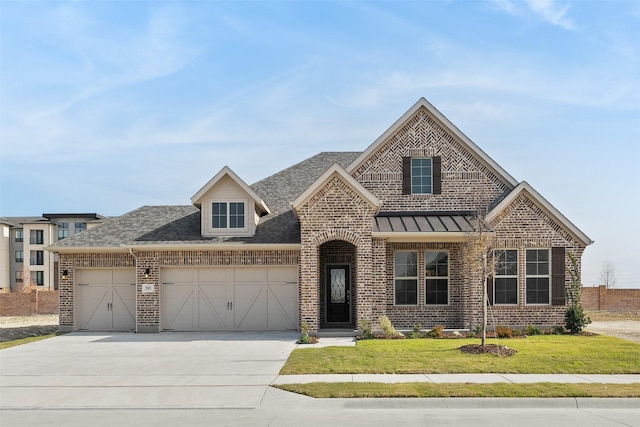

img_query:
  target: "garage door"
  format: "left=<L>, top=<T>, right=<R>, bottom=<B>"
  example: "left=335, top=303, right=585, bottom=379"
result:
left=161, top=267, right=298, bottom=331
left=76, top=269, right=136, bottom=331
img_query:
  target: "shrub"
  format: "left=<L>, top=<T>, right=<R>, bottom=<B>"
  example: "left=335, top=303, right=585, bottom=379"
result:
left=298, top=322, right=314, bottom=344
left=427, top=325, right=445, bottom=338
left=406, top=323, right=423, bottom=339
left=496, top=325, right=513, bottom=338
left=379, top=315, right=402, bottom=337
left=524, top=324, right=541, bottom=336
left=565, top=305, right=591, bottom=334
left=468, top=325, right=483, bottom=338
left=359, top=319, right=374, bottom=340
left=552, top=325, right=566, bottom=335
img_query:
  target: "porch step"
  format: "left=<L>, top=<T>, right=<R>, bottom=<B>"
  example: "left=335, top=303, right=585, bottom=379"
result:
left=317, top=329, right=358, bottom=338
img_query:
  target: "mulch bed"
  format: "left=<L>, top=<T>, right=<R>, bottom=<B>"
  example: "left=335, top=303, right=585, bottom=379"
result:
left=459, top=344, right=518, bottom=357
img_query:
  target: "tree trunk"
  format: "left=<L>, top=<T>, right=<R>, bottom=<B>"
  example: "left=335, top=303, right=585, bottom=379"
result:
left=482, top=281, right=487, bottom=347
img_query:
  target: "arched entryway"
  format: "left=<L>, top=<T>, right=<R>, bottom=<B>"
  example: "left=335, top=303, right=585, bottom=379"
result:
left=319, top=240, right=357, bottom=329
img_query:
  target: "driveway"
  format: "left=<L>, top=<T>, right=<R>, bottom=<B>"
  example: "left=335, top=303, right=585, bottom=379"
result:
left=0, top=331, right=298, bottom=409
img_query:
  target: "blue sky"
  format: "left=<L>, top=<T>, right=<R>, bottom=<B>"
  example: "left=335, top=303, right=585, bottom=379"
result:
left=1, top=0, right=639, bottom=288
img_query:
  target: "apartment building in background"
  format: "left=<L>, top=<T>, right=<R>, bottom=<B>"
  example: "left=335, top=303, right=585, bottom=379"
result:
left=0, top=214, right=105, bottom=291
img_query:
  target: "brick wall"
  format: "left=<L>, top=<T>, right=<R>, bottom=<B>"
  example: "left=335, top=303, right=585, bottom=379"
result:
left=582, top=286, right=640, bottom=312
left=0, top=290, right=59, bottom=316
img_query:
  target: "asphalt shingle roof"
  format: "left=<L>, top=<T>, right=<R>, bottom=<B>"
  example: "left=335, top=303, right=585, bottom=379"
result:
left=50, top=152, right=361, bottom=248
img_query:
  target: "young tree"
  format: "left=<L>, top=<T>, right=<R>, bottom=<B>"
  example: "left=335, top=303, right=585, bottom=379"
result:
left=565, top=252, right=591, bottom=333
left=599, top=261, right=617, bottom=289
left=463, top=208, right=494, bottom=347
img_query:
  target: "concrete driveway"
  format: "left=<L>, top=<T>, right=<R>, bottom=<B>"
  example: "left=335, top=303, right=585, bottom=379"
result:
left=0, top=331, right=298, bottom=409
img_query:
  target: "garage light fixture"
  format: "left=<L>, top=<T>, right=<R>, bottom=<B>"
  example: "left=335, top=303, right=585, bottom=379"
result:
left=144, top=268, right=151, bottom=279
left=62, top=270, right=69, bottom=280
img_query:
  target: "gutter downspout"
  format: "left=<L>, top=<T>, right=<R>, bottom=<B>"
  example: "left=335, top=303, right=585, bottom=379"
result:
left=128, top=247, right=139, bottom=333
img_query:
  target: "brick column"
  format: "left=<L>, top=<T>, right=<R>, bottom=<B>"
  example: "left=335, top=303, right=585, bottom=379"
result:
left=136, top=253, right=160, bottom=333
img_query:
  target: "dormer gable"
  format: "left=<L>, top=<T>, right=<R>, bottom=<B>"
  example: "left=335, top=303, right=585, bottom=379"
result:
left=191, top=166, right=270, bottom=238
left=292, top=163, right=381, bottom=218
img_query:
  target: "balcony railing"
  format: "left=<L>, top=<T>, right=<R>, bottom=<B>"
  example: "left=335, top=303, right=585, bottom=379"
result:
left=30, top=258, right=44, bottom=266
left=29, top=238, right=44, bottom=245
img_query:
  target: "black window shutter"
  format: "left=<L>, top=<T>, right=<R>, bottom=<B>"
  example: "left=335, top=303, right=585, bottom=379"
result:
left=486, top=276, right=494, bottom=305
left=551, top=247, right=566, bottom=306
left=402, top=157, right=411, bottom=195
left=432, top=156, right=442, bottom=195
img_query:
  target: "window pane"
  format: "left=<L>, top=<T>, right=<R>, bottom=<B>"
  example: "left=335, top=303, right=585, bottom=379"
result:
left=229, top=202, right=244, bottom=229
left=410, top=158, right=433, bottom=194
left=526, top=277, right=549, bottom=304
left=426, top=278, right=448, bottom=305
left=395, top=279, right=417, bottom=305
left=212, top=203, right=227, bottom=228
left=494, top=277, right=518, bottom=304
left=395, top=252, right=417, bottom=277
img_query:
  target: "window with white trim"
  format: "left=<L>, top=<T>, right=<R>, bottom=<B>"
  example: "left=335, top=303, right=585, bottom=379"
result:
left=15, top=250, right=23, bottom=263
left=394, top=251, right=418, bottom=305
left=411, top=158, right=432, bottom=194
left=494, top=249, right=518, bottom=304
left=526, top=249, right=550, bottom=304
left=425, top=251, right=448, bottom=305
left=15, top=230, right=23, bottom=242
left=212, top=202, right=245, bottom=229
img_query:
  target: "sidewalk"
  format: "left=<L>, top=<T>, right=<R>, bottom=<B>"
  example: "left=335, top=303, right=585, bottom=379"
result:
left=273, top=373, right=640, bottom=385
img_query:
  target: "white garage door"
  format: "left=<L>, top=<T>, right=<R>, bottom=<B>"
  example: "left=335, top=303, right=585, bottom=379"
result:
left=76, top=269, right=136, bottom=331
left=161, top=267, right=298, bottom=331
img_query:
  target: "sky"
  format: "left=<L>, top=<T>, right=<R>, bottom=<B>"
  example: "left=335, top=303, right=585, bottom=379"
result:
left=1, top=0, right=639, bottom=288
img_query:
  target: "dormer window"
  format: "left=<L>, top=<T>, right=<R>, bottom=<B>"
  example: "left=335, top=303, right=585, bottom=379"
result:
left=212, top=202, right=245, bottom=229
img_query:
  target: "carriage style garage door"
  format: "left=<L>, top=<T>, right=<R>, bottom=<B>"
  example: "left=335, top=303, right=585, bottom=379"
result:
left=76, top=269, right=136, bottom=331
left=161, top=267, right=298, bottom=331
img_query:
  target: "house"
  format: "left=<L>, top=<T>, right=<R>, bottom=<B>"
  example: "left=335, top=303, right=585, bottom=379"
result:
left=48, top=98, right=592, bottom=333
left=0, top=214, right=105, bottom=291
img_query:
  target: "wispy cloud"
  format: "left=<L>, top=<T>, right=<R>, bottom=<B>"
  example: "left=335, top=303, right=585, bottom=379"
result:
left=491, top=0, right=576, bottom=30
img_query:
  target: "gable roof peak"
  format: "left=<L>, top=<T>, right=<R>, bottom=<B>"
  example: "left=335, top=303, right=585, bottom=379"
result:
left=292, top=163, right=381, bottom=215
left=346, top=97, right=518, bottom=188
left=191, top=166, right=270, bottom=215
left=486, top=180, right=593, bottom=246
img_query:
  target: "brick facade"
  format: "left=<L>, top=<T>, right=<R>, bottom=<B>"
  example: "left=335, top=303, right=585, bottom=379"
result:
left=55, top=101, right=590, bottom=333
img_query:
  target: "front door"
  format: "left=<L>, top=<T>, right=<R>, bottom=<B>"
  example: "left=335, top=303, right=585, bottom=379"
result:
left=326, top=265, right=350, bottom=323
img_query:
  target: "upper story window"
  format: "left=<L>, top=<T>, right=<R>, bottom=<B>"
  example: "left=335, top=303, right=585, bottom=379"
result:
left=394, top=251, right=418, bottom=305
left=58, top=223, right=69, bottom=240
left=75, top=222, right=87, bottom=233
left=402, top=156, right=441, bottom=195
left=425, top=251, right=449, bottom=305
left=493, top=249, right=518, bottom=305
left=15, top=250, right=23, bottom=263
left=15, top=230, right=23, bottom=242
left=30, top=230, right=44, bottom=245
left=212, top=202, right=245, bottom=229
left=526, top=249, right=550, bottom=304
left=411, top=158, right=432, bottom=194
left=31, top=271, right=44, bottom=286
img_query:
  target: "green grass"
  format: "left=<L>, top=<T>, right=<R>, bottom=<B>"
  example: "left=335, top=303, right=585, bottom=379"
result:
left=0, top=332, right=65, bottom=350
left=281, top=335, right=640, bottom=375
left=274, top=382, right=640, bottom=398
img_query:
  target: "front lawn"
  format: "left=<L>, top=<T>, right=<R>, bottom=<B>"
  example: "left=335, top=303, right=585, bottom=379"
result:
left=281, top=335, right=640, bottom=375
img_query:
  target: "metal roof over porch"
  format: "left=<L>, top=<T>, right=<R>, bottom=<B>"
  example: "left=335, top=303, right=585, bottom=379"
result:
left=372, top=212, right=477, bottom=242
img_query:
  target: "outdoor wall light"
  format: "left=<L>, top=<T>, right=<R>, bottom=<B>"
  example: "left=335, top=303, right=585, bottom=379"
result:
left=62, top=270, right=69, bottom=280
left=144, top=268, right=151, bottom=279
